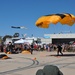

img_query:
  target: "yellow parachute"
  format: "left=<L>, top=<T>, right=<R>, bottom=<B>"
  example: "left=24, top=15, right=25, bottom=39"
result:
left=35, top=13, right=75, bottom=28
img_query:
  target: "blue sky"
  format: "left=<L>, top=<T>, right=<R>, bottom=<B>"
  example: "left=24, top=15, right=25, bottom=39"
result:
left=0, top=0, right=75, bottom=37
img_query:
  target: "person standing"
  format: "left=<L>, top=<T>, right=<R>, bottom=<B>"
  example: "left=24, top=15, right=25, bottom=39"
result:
left=57, top=44, right=63, bottom=55
left=8, top=42, right=13, bottom=53
left=30, top=43, right=34, bottom=54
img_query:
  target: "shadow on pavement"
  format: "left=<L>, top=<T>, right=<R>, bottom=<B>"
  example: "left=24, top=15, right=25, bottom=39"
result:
left=47, top=54, right=75, bottom=57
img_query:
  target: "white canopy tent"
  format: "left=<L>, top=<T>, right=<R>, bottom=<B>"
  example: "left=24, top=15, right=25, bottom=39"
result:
left=14, top=39, right=33, bottom=44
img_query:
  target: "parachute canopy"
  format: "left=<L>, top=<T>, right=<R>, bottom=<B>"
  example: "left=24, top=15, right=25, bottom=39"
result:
left=35, top=13, right=75, bottom=28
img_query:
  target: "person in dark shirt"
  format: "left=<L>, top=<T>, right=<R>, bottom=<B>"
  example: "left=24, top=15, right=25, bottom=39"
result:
left=8, top=42, right=13, bottom=53
left=30, top=43, right=34, bottom=54
left=57, top=44, right=63, bottom=55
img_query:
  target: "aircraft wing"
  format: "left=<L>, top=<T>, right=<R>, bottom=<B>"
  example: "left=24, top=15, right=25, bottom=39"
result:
left=11, top=26, right=20, bottom=29
left=11, top=26, right=27, bottom=29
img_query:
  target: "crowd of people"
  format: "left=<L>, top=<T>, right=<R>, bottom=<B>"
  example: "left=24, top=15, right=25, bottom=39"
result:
left=0, top=42, right=75, bottom=55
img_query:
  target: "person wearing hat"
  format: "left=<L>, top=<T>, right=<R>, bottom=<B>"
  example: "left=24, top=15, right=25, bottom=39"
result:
left=36, top=65, right=63, bottom=75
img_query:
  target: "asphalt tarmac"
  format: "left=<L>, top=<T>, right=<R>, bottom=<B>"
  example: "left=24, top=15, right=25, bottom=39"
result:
left=0, top=51, right=75, bottom=75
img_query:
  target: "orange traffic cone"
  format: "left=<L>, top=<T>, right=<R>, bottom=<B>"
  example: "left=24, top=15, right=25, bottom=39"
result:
left=33, top=57, right=36, bottom=60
